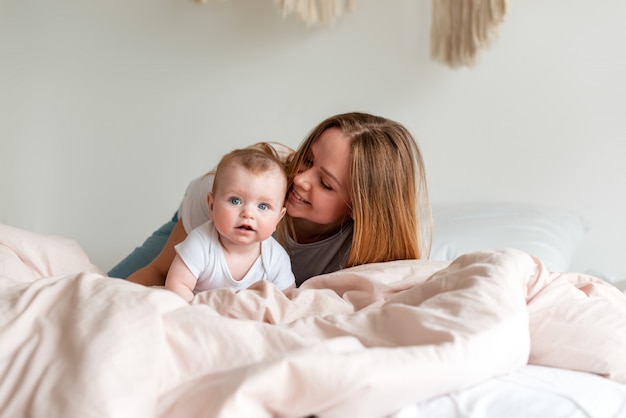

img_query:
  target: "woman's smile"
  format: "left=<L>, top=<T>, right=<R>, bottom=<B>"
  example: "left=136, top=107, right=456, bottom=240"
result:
left=289, top=190, right=309, bottom=205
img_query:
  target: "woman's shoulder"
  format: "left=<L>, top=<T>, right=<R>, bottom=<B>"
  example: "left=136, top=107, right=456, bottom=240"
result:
left=179, top=175, right=214, bottom=232
left=247, top=142, right=295, bottom=166
left=267, top=142, right=295, bottom=160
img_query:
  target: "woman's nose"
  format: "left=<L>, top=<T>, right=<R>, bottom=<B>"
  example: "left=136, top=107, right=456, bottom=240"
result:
left=293, top=169, right=312, bottom=191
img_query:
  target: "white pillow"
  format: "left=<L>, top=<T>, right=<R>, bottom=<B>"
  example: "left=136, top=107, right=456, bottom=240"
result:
left=430, top=202, right=586, bottom=272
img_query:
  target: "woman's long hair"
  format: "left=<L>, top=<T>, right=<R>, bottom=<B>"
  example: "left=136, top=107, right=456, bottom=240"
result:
left=279, top=112, right=432, bottom=265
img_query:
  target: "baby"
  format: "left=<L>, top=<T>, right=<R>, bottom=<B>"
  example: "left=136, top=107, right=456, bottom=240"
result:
left=165, top=147, right=295, bottom=302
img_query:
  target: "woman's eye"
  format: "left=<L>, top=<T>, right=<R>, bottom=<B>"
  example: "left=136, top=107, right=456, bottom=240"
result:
left=321, top=179, right=332, bottom=190
left=229, top=197, right=242, bottom=205
left=258, top=203, right=269, bottom=211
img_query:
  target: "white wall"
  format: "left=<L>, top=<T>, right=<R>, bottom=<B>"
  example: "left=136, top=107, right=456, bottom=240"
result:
left=2, top=0, right=625, bottom=278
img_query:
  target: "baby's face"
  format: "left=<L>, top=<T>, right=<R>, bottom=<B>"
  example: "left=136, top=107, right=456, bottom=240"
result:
left=209, top=165, right=287, bottom=247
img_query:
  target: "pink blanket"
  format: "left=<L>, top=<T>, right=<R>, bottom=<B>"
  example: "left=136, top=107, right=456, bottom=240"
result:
left=1, top=223, right=625, bottom=417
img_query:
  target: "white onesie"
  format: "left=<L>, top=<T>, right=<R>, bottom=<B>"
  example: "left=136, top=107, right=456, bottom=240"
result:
left=175, top=220, right=295, bottom=293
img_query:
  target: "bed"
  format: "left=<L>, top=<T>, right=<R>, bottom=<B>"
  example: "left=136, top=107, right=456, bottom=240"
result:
left=1, top=202, right=625, bottom=418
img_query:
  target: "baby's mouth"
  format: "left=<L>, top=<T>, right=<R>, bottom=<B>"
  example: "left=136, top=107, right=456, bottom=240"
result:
left=237, top=225, right=254, bottom=231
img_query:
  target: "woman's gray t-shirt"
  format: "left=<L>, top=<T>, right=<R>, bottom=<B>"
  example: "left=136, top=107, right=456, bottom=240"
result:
left=282, top=222, right=353, bottom=287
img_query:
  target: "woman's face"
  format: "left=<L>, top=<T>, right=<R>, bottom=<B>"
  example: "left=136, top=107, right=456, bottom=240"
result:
left=286, top=128, right=352, bottom=239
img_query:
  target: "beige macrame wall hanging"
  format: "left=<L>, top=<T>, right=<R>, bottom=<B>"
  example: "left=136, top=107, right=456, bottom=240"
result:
left=430, top=0, right=508, bottom=68
left=274, top=0, right=357, bottom=26
left=195, top=0, right=508, bottom=68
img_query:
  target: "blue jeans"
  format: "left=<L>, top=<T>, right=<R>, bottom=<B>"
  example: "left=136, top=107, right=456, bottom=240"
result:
left=108, top=212, right=178, bottom=279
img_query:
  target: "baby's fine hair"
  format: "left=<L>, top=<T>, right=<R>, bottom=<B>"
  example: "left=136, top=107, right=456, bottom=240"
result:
left=212, top=147, right=287, bottom=194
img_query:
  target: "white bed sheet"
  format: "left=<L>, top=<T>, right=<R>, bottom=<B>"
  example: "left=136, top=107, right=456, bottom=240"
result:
left=394, top=364, right=626, bottom=418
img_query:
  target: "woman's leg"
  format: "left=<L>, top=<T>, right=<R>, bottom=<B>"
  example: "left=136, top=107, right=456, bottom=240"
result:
left=107, top=212, right=178, bottom=279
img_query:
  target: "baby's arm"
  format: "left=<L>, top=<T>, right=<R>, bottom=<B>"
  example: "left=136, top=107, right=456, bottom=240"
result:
left=164, top=254, right=197, bottom=302
left=282, top=283, right=296, bottom=293
left=273, top=256, right=296, bottom=293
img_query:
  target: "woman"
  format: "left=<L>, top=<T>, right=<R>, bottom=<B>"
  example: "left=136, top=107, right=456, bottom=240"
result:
left=109, top=112, right=432, bottom=287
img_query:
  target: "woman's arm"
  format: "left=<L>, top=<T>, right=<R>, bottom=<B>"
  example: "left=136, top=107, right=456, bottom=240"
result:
left=127, top=219, right=188, bottom=286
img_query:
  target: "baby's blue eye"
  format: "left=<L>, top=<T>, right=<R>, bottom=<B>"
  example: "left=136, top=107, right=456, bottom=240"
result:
left=230, top=197, right=242, bottom=205
left=258, top=203, right=269, bottom=211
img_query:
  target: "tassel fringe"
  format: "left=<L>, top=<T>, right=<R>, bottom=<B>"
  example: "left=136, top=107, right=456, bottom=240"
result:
left=275, top=0, right=356, bottom=26
left=430, top=0, right=508, bottom=68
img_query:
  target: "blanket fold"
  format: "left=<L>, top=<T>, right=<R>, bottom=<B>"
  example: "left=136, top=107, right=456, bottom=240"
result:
left=1, top=224, right=625, bottom=417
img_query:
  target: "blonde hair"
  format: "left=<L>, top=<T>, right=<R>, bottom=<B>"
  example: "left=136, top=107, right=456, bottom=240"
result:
left=212, top=147, right=288, bottom=196
left=279, top=112, right=432, bottom=266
